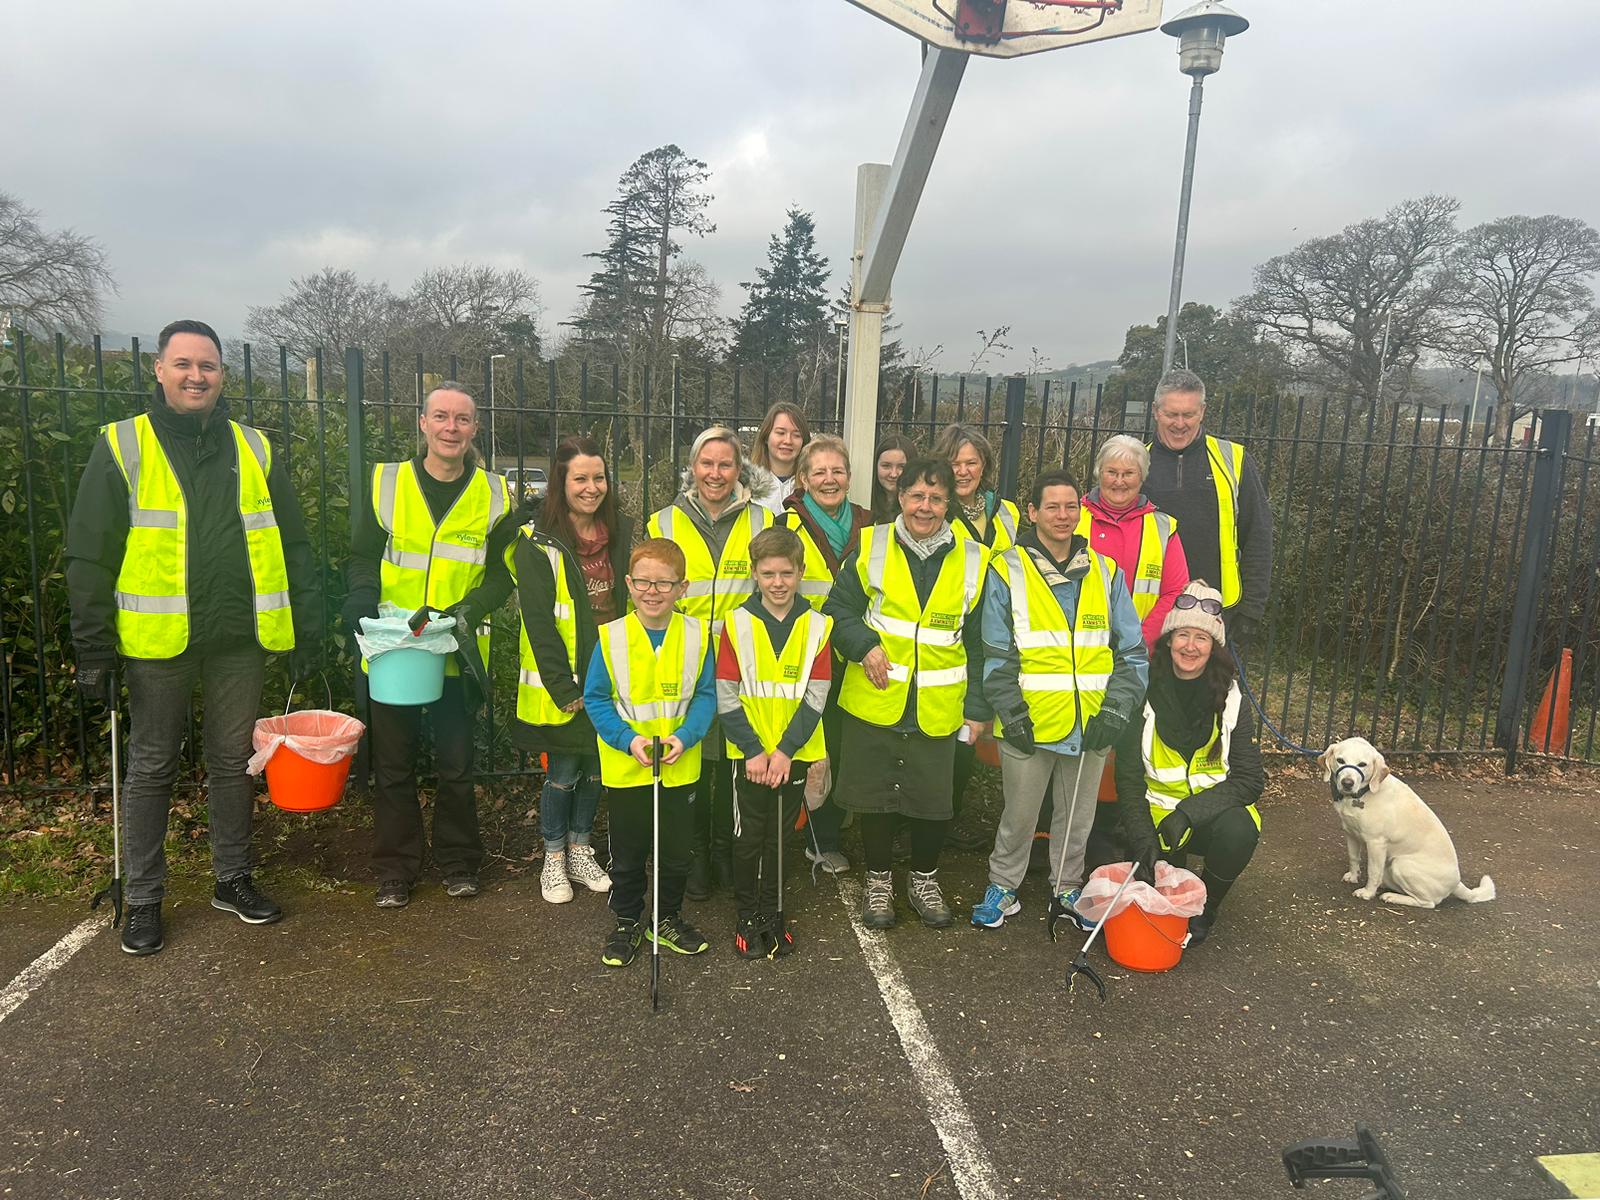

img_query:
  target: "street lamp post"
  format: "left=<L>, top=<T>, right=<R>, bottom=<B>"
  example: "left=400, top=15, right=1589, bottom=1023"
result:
left=833, top=316, right=849, bottom=427
left=488, top=353, right=507, bottom=468
left=1160, top=1, right=1250, bottom=376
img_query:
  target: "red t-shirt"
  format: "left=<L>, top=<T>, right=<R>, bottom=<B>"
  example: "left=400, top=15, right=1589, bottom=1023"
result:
left=575, top=528, right=617, bottom=623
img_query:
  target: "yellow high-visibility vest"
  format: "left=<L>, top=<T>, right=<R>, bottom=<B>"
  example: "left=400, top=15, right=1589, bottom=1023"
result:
left=838, top=525, right=986, bottom=737
left=953, top=497, right=1020, bottom=563
left=722, top=605, right=832, bottom=761
left=596, top=612, right=708, bottom=788
left=778, top=511, right=837, bottom=612
left=514, top=528, right=578, bottom=727
left=1148, top=435, right=1246, bottom=607
left=370, top=460, right=511, bottom=676
left=1140, top=680, right=1261, bottom=829
left=1075, top=506, right=1178, bottom=619
left=991, top=545, right=1117, bottom=744
left=647, top=501, right=772, bottom=640
left=104, top=414, right=293, bottom=659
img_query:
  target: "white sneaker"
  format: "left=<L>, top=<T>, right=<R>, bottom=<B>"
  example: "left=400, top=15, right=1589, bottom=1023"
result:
left=541, top=850, right=574, bottom=904
left=566, top=843, right=613, bottom=894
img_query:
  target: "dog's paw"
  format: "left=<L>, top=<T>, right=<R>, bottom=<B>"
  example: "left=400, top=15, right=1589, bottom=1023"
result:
left=1353, top=887, right=1378, bottom=901
left=1342, top=870, right=1360, bottom=884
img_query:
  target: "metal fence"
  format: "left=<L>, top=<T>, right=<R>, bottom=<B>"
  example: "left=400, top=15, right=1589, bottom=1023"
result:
left=2, top=332, right=1596, bottom=797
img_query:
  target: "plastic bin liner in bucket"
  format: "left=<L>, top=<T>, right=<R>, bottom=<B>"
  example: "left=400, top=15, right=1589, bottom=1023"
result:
left=1074, top=861, right=1207, bottom=973
left=356, top=605, right=459, bottom=706
left=248, top=706, right=365, bottom=813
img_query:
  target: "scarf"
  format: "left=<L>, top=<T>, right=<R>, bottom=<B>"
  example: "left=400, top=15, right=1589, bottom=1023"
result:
left=802, top=493, right=855, bottom=558
left=894, top=515, right=953, bottom=561
left=1148, top=668, right=1218, bottom=760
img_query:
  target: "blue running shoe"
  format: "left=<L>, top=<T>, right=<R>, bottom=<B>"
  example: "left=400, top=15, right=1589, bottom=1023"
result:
left=971, top=883, right=1021, bottom=929
left=1061, top=887, right=1096, bottom=933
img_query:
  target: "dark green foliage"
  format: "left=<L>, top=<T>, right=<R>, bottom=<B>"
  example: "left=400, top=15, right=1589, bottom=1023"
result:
left=732, top=207, right=831, bottom=374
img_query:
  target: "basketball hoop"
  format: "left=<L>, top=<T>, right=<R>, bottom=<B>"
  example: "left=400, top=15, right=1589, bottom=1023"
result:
left=942, top=0, right=1125, bottom=46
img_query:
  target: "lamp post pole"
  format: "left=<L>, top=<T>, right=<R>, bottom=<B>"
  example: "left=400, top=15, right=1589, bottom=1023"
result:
left=1160, top=2, right=1250, bottom=376
left=488, top=352, right=506, bottom=469
left=833, top=317, right=848, bottom=427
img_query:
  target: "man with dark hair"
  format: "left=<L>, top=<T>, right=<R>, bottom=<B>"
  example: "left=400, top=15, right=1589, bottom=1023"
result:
left=1142, top=369, right=1273, bottom=650
left=66, top=319, right=323, bottom=956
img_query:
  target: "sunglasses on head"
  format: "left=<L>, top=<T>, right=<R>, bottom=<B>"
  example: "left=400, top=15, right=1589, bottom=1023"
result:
left=1174, top=593, right=1223, bottom=616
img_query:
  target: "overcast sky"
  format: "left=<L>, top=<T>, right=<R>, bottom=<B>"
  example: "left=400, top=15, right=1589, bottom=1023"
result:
left=9, top=0, right=1598, bottom=371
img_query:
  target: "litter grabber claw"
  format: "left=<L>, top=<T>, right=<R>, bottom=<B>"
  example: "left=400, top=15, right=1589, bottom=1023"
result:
left=1064, top=860, right=1142, bottom=1002
left=1045, top=751, right=1091, bottom=944
left=89, top=707, right=125, bottom=930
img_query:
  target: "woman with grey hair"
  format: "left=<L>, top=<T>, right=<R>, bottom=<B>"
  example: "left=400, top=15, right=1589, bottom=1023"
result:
left=647, top=425, right=778, bottom=899
left=1081, top=434, right=1190, bottom=650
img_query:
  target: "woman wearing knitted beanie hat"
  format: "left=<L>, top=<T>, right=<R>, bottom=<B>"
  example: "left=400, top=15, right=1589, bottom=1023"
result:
left=1109, top=580, right=1266, bottom=944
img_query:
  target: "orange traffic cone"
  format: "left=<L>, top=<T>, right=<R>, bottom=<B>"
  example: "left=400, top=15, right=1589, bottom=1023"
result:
left=1528, top=648, right=1573, bottom=753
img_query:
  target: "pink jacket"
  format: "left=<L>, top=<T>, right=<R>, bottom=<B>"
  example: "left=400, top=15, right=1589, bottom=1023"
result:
left=1081, top=490, right=1190, bottom=649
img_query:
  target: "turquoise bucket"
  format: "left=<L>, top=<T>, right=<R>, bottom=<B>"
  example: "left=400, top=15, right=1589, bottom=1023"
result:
left=368, top=645, right=447, bottom=705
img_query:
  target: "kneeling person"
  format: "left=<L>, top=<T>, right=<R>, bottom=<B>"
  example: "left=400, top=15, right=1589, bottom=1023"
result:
left=717, top=527, right=834, bottom=958
left=585, top=539, right=716, bottom=966
left=974, top=470, right=1148, bottom=930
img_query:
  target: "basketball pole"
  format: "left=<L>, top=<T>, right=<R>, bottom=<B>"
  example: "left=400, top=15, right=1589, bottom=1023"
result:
left=843, top=46, right=969, bottom=505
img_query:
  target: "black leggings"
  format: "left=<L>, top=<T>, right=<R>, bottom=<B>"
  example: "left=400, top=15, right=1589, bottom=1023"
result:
left=861, top=812, right=948, bottom=873
left=1170, top=805, right=1259, bottom=915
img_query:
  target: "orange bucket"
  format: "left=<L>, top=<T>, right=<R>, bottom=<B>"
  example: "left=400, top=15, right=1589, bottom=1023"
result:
left=1103, top=901, right=1190, bottom=973
left=265, top=745, right=353, bottom=813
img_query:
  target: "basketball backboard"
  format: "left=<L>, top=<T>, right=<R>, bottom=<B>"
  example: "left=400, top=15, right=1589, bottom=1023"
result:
left=845, top=0, right=1164, bottom=58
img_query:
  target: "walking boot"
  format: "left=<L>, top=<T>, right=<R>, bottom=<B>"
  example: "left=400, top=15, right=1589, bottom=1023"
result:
left=861, top=870, right=896, bottom=930
left=907, top=869, right=954, bottom=928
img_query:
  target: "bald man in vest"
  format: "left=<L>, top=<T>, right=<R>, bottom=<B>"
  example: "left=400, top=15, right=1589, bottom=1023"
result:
left=67, top=319, right=323, bottom=956
left=1142, top=369, right=1273, bottom=653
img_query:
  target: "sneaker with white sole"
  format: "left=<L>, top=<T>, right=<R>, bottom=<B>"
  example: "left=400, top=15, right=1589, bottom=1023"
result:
left=805, top=846, right=850, bottom=875
left=1061, top=886, right=1096, bottom=932
left=565, top=843, right=612, bottom=893
left=541, top=851, right=574, bottom=904
left=971, top=883, right=1021, bottom=929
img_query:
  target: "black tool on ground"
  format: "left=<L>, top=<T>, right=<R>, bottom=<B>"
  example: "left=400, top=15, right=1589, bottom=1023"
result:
left=1282, top=1124, right=1406, bottom=1200
left=769, top=776, right=786, bottom=960
left=1045, top=751, right=1091, bottom=942
left=650, top=735, right=662, bottom=1013
left=407, top=605, right=490, bottom=702
left=89, top=707, right=125, bottom=929
left=1065, top=859, right=1141, bottom=1002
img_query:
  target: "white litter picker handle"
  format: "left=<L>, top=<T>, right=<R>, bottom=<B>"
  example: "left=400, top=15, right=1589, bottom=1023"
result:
left=1081, top=862, right=1143, bottom=956
left=283, top=670, right=334, bottom=716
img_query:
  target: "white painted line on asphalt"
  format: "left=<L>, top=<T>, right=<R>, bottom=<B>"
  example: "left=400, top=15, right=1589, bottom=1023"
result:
left=837, top=876, right=1009, bottom=1200
left=0, top=915, right=107, bottom=1027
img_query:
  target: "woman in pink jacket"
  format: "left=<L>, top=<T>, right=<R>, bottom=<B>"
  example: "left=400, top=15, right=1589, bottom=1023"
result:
left=1078, top=434, right=1190, bottom=649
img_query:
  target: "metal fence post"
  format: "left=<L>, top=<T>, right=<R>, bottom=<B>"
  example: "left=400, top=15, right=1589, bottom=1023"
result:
left=995, top=375, right=1026, bottom=501
left=344, top=347, right=370, bottom=790
left=1495, top=409, right=1570, bottom=773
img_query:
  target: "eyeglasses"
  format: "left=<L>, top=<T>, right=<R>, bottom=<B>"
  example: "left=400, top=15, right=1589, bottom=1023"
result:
left=1174, top=594, right=1223, bottom=616
left=629, top=577, right=681, bottom=594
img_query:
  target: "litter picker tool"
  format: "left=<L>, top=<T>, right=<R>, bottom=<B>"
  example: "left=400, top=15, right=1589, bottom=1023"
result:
left=770, top=774, right=788, bottom=959
left=650, top=735, right=662, bottom=1012
left=89, top=704, right=124, bottom=929
left=1065, top=861, right=1142, bottom=1002
left=1045, top=750, right=1092, bottom=943
left=407, top=605, right=490, bottom=702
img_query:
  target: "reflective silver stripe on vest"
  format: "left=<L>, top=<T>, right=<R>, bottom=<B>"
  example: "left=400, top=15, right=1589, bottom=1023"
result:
left=240, top=510, right=279, bottom=531
left=485, top=471, right=507, bottom=529
left=520, top=667, right=576, bottom=689
left=683, top=580, right=715, bottom=598
left=1018, top=671, right=1112, bottom=692
left=1212, top=438, right=1240, bottom=493
left=958, top=539, right=985, bottom=607
left=237, top=424, right=270, bottom=472
left=609, top=618, right=705, bottom=724
left=1131, top=512, right=1175, bottom=598
left=129, top=509, right=179, bottom=529
left=383, top=546, right=431, bottom=571
left=255, top=590, right=292, bottom=613
left=115, top=592, right=187, bottom=614
left=376, top=463, right=402, bottom=532
left=916, top=664, right=968, bottom=688
left=112, top=418, right=180, bottom=529
left=655, top=508, right=675, bottom=539
left=799, top=580, right=832, bottom=596
left=433, top=542, right=489, bottom=566
left=996, top=504, right=1017, bottom=541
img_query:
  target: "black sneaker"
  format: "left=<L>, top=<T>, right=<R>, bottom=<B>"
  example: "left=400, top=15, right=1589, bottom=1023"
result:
left=602, top=918, right=643, bottom=968
left=734, top=914, right=773, bottom=960
left=443, top=874, right=480, bottom=898
left=766, top=912, right=795, bottom=959
left=212, top=875, right=284, bottom=925
left=648, top=914, right=709, bottom=956
left=375, top=880, right=411, bottom=909
left=121, top=902, right=164, bottom=956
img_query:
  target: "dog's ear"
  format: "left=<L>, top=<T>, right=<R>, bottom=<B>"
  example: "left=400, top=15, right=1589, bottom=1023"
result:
left=1370, top=753, right=1390, bottom=789
left=1319, top=744, right=1337, bottom=782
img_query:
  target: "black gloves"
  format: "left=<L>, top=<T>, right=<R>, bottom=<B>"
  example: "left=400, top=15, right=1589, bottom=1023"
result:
left=288, top=642, right=321, bottom=685
left=445, top=601, right=480, bottom=637
left=75, top=657, right=119, bottom=708
left=341, top=596, right=379, bottom=638
left=1003, top=713, right=1036, bottom=756
left=1132, top=857, right=1157, bottom=888
left=1081, top=707, right=1129, bottom=753
left=1156, top=808, right=1193, bottom=855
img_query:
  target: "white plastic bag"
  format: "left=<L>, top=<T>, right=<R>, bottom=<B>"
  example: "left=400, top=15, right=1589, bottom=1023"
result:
left=247, top=710, right=365, bottom=775
left=804, top=758, right=832, bottom=811
left=355, top=601, right=459, bottom=662
left=1073, top=861, right=1208, bottom=924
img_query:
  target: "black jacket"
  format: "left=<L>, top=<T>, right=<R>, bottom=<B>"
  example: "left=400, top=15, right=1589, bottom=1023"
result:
left=65, top=391, right=321, bottom=664
left=509, top=516, right=634, bottom=754
left=1143, top=430, right=1273, bottom=626
left=1112, top=676, right=1266, bottom=862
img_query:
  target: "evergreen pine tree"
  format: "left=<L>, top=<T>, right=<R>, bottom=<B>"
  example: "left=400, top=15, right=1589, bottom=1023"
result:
left=733, top=207, right=830, bottom=372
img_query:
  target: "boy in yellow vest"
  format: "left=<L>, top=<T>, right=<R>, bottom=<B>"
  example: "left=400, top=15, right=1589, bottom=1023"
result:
left=715, top=527, right=834, bottom=958
left=583, top=539, right=716, bottom=967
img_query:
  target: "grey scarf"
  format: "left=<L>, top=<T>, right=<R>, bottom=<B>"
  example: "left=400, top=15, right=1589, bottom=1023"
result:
left=894, top=515, right=954, bottom=561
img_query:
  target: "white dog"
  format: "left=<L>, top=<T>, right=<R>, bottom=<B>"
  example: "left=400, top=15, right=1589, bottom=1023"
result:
left=1320, top=737, right=1496, bottom=908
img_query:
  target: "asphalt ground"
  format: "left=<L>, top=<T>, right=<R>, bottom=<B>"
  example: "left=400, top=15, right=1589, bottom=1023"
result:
left=2, top=766, right=1597, bottom=1200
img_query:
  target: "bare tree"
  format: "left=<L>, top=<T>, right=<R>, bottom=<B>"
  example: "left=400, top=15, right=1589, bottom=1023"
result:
left=396, top=263, right=543, bottom=363
left=0, top=191, right=116, bottom=336
left=244, top=267, right=396, bottom=363
left=1438, top=214, right=1600, bottom=441
left=1234, top=195, right=1461, bottom=409
left=968, top=325, right=1012, bottom=374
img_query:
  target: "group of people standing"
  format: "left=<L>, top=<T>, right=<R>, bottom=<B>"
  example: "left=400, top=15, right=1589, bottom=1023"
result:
left=66, top=317, right=1274, bottom=964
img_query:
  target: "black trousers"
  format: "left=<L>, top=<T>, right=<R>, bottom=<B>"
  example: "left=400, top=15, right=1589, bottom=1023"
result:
left=607, top=780, right=695, bottom=923
left=369, top=677, right=479, bottom=882
left=693, top=757, right=734, bottom=857
left=730, top=763, right=805, bottom=920
left=1169, top=805, right=1260, bottom=916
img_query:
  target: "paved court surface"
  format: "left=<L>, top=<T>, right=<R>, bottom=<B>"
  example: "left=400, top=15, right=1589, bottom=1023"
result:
left=2, top=771, right=1596, bottom=1200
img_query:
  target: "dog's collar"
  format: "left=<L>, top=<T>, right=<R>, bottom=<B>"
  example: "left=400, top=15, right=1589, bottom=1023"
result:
left=1332, top=763, right=1369, bottom=807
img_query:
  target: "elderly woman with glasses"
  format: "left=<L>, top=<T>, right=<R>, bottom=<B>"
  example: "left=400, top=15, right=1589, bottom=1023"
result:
left=1111, top=581, right=1264, bottom=945
left=1079, top=434, right=1190, bottom=650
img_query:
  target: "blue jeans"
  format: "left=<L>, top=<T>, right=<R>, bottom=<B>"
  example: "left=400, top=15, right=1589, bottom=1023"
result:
left=541, top=752, right=601, bottom=852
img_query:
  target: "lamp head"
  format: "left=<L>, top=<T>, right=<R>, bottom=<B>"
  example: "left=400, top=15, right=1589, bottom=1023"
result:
left=1161, top=1, right=1248, bottom=78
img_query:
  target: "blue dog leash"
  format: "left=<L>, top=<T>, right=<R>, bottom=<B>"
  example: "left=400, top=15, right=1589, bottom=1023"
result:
left=1230, top=644, right=1320, bottom=758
